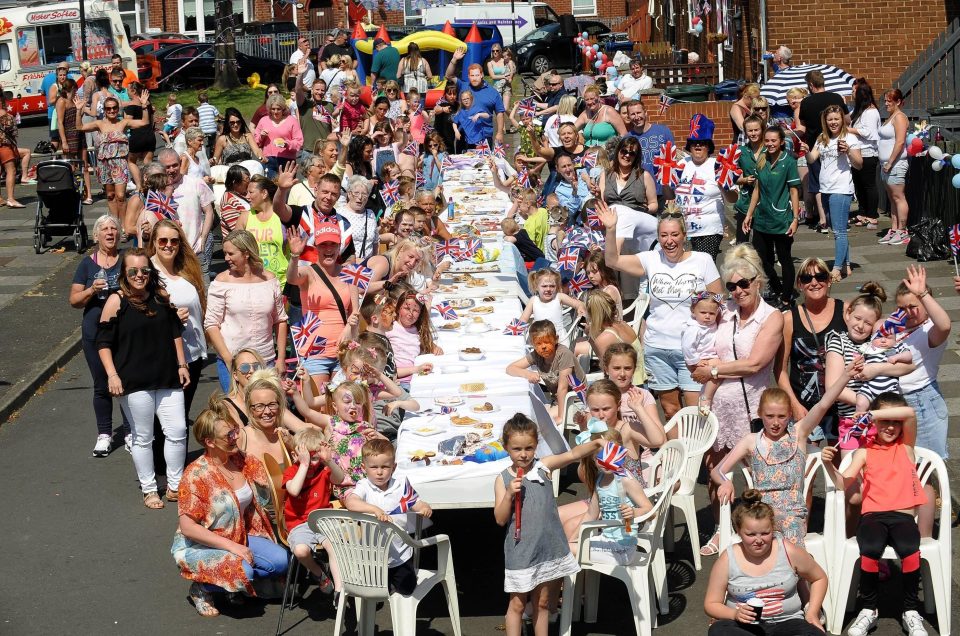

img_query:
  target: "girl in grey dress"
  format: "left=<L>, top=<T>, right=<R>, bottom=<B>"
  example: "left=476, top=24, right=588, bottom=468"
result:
left=494, top=414, right=602, bottom=636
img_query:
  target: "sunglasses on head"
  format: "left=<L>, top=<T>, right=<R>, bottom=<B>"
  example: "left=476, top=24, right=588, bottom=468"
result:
left=658, top=211, right=683, bottom=219
left=126, top=267, right=151, bottom=277
left=725, top=277, right=756, bottom=292
left=237, top=362, right=265, bottom=374
left=798, top=271, right=830, bottom=284
left=157, top=237, right=180, bottom=247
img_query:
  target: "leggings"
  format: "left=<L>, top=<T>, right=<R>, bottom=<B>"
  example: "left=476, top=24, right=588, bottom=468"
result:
left=856, top=511, right=921, bottom=611
left=708, top=618, right=824, bottom=635
left=733, top=211, right=750, bottom=244
left=690, top=234, right=723, bottom=260
left=81, top=335, right=130, bottom=437
left=751, top=231, right=795, bottom=303
left=851, top=157, right=880, bottom=220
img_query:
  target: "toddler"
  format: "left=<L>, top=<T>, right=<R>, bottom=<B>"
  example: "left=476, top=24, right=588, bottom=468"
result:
left=519, top=268, right=585, bottom=337
left=543, top=204, right=567, bottom=269
left=855, top=328, right=913, bottom=413
left=502, top=218, right=544, bottom=263
left=681, top=291, right=723, bottom=412
left=162, top=93, right=182, bottom=145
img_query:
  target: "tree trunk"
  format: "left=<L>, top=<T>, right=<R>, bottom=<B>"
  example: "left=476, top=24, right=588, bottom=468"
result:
left=213, top=0, right=240, bottom=90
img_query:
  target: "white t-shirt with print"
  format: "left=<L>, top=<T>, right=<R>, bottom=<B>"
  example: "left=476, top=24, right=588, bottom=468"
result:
left=617, top=73, right=654, bottom=101
left=815, top=133, right=861, bottom=195
left=172, top=175, right=215, bottom=253
left=675, top=158, right=724, bottom=237
left=350, top=476, right=417, bottom=566
left=638, top=250, right=721, bottom=350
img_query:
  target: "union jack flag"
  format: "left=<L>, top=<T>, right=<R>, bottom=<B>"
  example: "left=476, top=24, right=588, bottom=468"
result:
left=314, top=104, right=333, bottom=125
left=503, top=318, right=529, bottom=336
left=285, top=356, right=300, bottom=379
left=837, top=414, right=875, bottom=447
left=581, top=150, right=598, bottom=171
left=422, top=122, right=434, bottom=136
left=557, top=246, right=580, bottom=272
left=516, top=97, right=536, bottom=120
left=459, top=238, right=482, bottom=259
left=412, top=101, right=423, bottom=116
left=401, top=141, right=420, bottom=156
left=338, top=262, right=373, bottom=291
left=652, top=141, right=686, bottom=188
left=475, top=139, right=491, bottom=156
left=657, top=93, right=674, bottom=116
left=493, top=141, right=507, bottom=159
left=434, top=239, right=462, bottom=261
left=516, top=168, right=531, bottom=188
left=433, top=301, right=457, bottom=320
left=416, top=170, right=426, bottom=188
left=569, top=372, right=587, bottom=403
left=145, top=191, right=179, bottom=221
left=568, top=270, right=594, bottom=294
left=389, top=479, right=420, bottom=514
left=876, top=308, right=908, bottom=338
left=440, top=155, right=453, bottom=173
left=380, top=179, right=400, bottom=206
left=291, top=311, right=327, bottom=358
left=714, top=144, right=743, bottom=190
left=596, top=441, right=628, bottom=476
left=585, top=207, right=603, bottom=230
left=586, top=230, right=605, bottom=249
left=949, top=224, right=960, bottom=256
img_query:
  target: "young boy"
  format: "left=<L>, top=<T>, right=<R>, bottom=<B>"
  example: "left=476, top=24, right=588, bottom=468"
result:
left=506, top=319, right=584, bottom=418
left=359, top=291, right=398, bottom=378
left=282, top=427, right=347, bottom=594
left=502, top=218, right=545, bottom=263
left=196, top=91, right=220, bottom=152
left=345, top=439, right=433, bottom=595
left=162, top=93, right=182, bottom=146
left=543, top=204, right=568, bottom=270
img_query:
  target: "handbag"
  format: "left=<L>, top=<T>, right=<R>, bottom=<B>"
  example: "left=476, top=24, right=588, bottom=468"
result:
left=732, top=316, right=763, bottom=433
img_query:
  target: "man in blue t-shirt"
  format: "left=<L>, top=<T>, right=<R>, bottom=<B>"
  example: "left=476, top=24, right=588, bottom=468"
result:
left=464, top=63, right=505, bottom=145
left=625, top=100, right=675, bottom=199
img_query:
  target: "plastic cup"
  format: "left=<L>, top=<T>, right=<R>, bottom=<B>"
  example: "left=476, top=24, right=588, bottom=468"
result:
left=746, top=598, right=765, bottom=623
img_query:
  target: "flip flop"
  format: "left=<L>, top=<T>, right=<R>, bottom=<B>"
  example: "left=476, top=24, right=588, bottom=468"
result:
left=189, top=583, right=220, bottom=617
left=6, top=201, right=25, bottom=208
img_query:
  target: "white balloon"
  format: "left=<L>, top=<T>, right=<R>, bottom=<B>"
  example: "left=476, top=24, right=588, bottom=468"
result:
left=927, top=145, right=944, bottom=160
left=931, top=160, right=944, bottom=171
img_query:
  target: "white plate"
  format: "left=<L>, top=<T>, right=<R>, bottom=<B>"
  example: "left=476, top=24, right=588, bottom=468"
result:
left=447, top=298, right=476, bottom=310
left=434, top=395, right=464, bottom=406
left=409, top=425, right=446, bottom=437
left=470, top=402, right=501, bottom=414
left=440, top=364, right=469, bottom=374
left=458, top=350, right=485, bottom=361
left=464, top=323, right=494, bottom=334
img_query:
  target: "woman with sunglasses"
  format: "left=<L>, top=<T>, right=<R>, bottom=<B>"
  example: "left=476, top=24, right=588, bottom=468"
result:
left=254, top=95, right=303, bottom=179
left=399, top=42, right=433, bottom=94
left=250, top=84, right=282, bottom=128
left=599, top=136, right=658, bottom=254
left=486, top=44, right=512, bottom=112
left=690, top=244, right=784, bottom=555
left=214, top=108, right=262, bottom=166
left=97, top=249, right=191, bottom=510
left=774, top=257, right=847, bottom=442
left=149, top=220, right=207, bottom=417
left=219, top=349, right=312, bottom=432
left=598, top=204, right=723, bottom=421
left=750, top=97, right=770, bottom=127
left=75, top=91, right=151, bottom=224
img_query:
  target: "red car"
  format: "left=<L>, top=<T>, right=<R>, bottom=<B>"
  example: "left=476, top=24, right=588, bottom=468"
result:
left=133, top=38, right=193, bottom=90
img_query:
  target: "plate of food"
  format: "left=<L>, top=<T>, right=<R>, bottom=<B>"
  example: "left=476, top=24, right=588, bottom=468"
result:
left=410, top=424, right=445, bottom=436
left=447, top=298, right=476, bottom=310
left=469, top=305, right=495, bottom=314
left=434, top=395, right=464, bottom=407
left=438, top=321, right=461, bottom=331
left=440, top=364, right=469, bottom=374
left=459, top=347, right=484, bottom=361
left=450, top=414, right=480, bottom=427
left=470, top=401, right=500, bottom=414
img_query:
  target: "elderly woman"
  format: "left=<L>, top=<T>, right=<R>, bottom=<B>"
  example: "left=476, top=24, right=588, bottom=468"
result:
left=70, top=215, right=129, bottom=457
left=415, top=189, right=451, bottom=240
left=675, top=115, right=725, bottom=259
left=599, top=204, right=723, bottom=420
left=254, top=94, right=303, bottom=178
left=693, top=244, right=784, bottom=555
left=172, top=406, right=287, bottom=618
left=180, top=127, right=212, bottom=183
left=774, top=257, right=848, bottom=441
left=599, top=135, right=659, bottom=253
left=205, top=229, right=288, bottom=391
left=575, top=84, right=627, bottom=147
left=219, top=164, right=251, bottom=237
left=286, top=223, right=360, bottom=383
left=97, top=249, right=191, bottom=510
left=338, top=175, right=380, bottom=261
left=214, top=108, right=262, bottom=166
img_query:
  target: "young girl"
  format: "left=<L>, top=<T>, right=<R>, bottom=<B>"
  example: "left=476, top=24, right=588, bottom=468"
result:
left=421, top=131, right=448, bottom=192
left=543, top=205, right=567, bottom=270
left=494, top=413, right=603, bottom=636
left=681, top=291, right=723, bottom=412
left=386, top=286, right=443, bottom=388
left=705, top=360, right=860, bottom=552
left=732, top=115, right=764, bottom=245
left=358, top=289, right=398, bottom=378
left=821, top=395, right=929, bottom=636
left=520, top=268, right=586, bottom=337
left=584, top=250, right=621, bottom=314
left=452, top=90, right=491, bottom=148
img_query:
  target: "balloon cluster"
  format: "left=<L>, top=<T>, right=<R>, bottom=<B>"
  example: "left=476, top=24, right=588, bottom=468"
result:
left=905, top=132, right=926, bottom=157
left=574, top=31, right=613, bottom=72
left=691, top=15, right=705, bottom=35
left=927, top=146, right=960, bottom=188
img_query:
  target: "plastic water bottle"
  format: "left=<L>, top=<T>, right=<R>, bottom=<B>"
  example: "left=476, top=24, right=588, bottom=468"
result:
left=447, top=197, right=454, bottom=222
left=94, top=268, right=107, bottom=300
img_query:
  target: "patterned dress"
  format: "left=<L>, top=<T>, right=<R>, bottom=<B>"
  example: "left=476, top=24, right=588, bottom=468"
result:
left=329, top=415, right=369, bottom=499
left=96, top=130, right=129, bottom=185
left=171, top=454, right=276, bottom=594
left=750, top=431, right=807, bottom=546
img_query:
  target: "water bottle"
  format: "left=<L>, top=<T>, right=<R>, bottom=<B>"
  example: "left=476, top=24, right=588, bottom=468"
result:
left=447, top=197, right=455, bottom=222
left=94, top=268, right=107, bottom=300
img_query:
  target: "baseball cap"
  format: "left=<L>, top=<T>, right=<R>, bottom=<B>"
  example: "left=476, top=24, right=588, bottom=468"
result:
left=374, top=38, right=386, bottom=47
left=315, top=222, right=341, bottom=245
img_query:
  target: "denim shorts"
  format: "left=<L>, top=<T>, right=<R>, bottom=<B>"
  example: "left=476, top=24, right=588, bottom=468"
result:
left=302, top=356, right=339, bottom=377
left=644, top=345, right=702, bottom=392
left=903, top=381, right=949, bottom=458
left=881, top=159, right=908, bottom=186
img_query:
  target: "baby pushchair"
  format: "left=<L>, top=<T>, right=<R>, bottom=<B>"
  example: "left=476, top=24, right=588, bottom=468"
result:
left=33, top=159, right=86, bottom=253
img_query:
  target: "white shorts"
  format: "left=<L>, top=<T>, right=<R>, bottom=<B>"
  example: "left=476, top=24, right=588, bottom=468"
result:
left=613, top=204, right=659, bottom=252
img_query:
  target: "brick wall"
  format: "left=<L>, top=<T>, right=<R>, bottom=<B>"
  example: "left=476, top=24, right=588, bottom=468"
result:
left=638, top=94, right=738, bottom=147
left=147, top=0, right=174, bottom=32
left=766, top=0, right=953, bottom=94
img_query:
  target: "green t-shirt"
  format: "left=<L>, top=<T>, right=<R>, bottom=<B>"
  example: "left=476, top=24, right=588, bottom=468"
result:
left=734, top=143, right=761, bottom=214
left=753, top=152, right=801, bottom=235
left=371, top=46, right=401, bottom=83
left=523, top=207, right=549, bottom=251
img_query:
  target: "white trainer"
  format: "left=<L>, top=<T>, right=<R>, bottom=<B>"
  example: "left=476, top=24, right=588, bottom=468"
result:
left=124, top=433, right=133, bottom=454
left=92, top=434, right=111, bottom=457
left=901, top=610, right=928, bottom=636
left=847, top=608, right=878, bottom=636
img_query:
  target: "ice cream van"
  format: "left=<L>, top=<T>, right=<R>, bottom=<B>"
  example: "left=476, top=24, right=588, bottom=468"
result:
left=0, top=0, right=136, bottom=118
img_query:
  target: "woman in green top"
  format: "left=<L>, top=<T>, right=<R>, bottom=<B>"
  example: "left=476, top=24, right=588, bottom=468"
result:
left=239, top=175, right=289, bottom=290
left=733, top=116, right=765, bottom=244
left=743, top=127, right=801, bottom=309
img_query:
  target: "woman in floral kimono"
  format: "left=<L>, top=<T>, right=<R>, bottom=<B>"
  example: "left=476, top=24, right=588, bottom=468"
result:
left=171, top=404, right=288, bottom=617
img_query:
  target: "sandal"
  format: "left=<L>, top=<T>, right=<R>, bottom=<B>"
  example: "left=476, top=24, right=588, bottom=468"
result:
left=166, top=489, right=179, bottom=503
left=143, top=492, right=165, bottom=509
left=6, top=200, right=25, bottom=208
left=189, top=582, right=220, bottom=617
left=830, top=270, right=842, bottom=283
left=699, top=529, right=721, bottom=556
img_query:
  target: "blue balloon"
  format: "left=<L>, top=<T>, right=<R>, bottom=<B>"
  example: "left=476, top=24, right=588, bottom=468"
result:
left=595, top=60, right=603, bottom=69
left=582, top=31, right=588, bottom=38
left=695, top=22, right=704, bottom=32
left=952, top=173, right=960, bottom=189
left=951, top=154, right=960, bottom=169
left=906, top=133, right=917, bottom=145
left=593, top=44, right=600, bottom=50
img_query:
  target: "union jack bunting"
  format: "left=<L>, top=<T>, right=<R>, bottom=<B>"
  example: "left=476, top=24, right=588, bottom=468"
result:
left=596, top=441, right=628, bottom=476
left=503, top=318, right=529, bottom=336
left=145, top=191, right=179, bottom=221
left=658, top=93, right=674, bottom=116
left=433, top=301, right=457, bottom=320
left=714, top=144, right=743, bottom=190
left=389, top=479, right=420, bottom=513
left=380, top=179, right=400, bottom=206
left=291, top=311, right=327, bottom=358
left=569, top=372, right=587, bottom=403
left=338, top=262, right=373, bottom=291
left=557, top=246, right=580, bottom=272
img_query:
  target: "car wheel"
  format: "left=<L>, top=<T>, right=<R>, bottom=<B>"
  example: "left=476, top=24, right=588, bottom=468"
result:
left=165, top=74, right=187, bottom=92
left=531, top=55, right=552, bottom=75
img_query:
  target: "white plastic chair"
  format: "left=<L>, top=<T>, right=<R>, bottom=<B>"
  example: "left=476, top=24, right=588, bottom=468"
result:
left=717, top=465, right=754, bottom=552
left=563, top=440, right=686, bottom=636
left=826, top=448, right=951, bottom=636
left=308, top=509, right=462, bottom=636
left=622, top=291, right=650, bottom=335
left=660, top=406, right=718, bottom=570
left=528, top=389, right=569, bottom=496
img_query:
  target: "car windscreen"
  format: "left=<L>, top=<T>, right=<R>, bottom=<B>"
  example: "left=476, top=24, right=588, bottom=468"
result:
left=519, top=25, right=557, bottom=41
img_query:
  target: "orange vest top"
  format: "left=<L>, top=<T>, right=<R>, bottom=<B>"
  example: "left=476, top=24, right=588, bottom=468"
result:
left=861, top=442, right=927, bottom=514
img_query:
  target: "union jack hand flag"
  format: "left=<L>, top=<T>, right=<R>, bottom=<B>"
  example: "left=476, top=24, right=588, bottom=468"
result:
left=838, top=413, right=874, bottom=447
left=561, top=227, right=589, bottom=251
left=412, top=101, right=423, bottom=116
left=657, top=93, right=674, bottom=116
left=422, top=122, right=435, bottom=136
left=876, top=308, right=908, bottom=338
left=581, top=150, right=598, bottom=171
left=586, top=230, right=605, bottom=249
left=459, top=238, right=482, bottom=259
left=475, top=139, right=491, bottom=156
left=389, top=479, right=420, bottom=514
left=338, top=262, right=373, bottom=291
left=516, top=168, right=531, bottom=188
left=434, top=239, right=462, bottom=261
left=401, top=141, right=420, bottom=156
left=949, top=223, right=960, bottom=256
left=585, top=207, right=603, bottom=230
left=380, top=179, right=401, bottom=206
left=569, top=373, right=587, bottom=403
left=493, top=140, right=507, bottom=159
left=291, top=311, right=327, bottom=358
left=416, top=170, right=426, bottom=188
left=145, top=191, right=179, bottom=221
left=440, top=155, right=453, bottom=173
left=714, top=144, right=743, bottom=190
left=557, top=246, right=580, bottom=272
left=503, top=318, right=529, bottom=336
left=433, top=301, right=458, bottom=320
left=516, top=97, right=536, bottom=120
left=652, top=141, right=686, bottom=188
left=596, top=441, right=628, bottom=476
left=568, top=270, right=594, bottom=294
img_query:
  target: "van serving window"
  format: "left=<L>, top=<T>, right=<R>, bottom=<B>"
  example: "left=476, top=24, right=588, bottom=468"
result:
left=18, top=19, right=116, bottom=67
left=0, top=44, right=10, bottom=74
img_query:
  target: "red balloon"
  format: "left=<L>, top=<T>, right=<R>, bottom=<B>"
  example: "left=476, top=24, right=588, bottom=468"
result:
left=601, top=53, right=608, bottom=62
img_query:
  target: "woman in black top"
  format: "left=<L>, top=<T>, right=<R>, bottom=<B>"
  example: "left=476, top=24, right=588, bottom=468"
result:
left=69, top=214, right=129, bottom=458
left=774, top=257, right=847, bottom=443
left=97, top=249, right=190, bottom=510
left=125, top=81, right=156, bottom=188
left=432, top=82, right=465, bottom=154
left=598, top=135, right=659, bottom=254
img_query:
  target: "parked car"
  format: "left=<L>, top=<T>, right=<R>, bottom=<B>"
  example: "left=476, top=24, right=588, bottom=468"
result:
left=132, top=37, right=193, bottom=55
left=508, top=20, right=615, bottom=75
left=140, top=43, right=286, bottom=92
left=131, top=32, right=191, bottom=42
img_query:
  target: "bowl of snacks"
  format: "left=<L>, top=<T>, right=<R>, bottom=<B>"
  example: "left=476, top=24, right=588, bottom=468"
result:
left=459, top=347, right=484, bottom=361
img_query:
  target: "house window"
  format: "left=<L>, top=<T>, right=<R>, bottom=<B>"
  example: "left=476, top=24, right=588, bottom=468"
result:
left=572, top=0, right=597, bottom=17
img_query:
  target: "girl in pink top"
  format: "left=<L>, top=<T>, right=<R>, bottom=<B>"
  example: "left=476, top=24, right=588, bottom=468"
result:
left=385, top=287, right=442, bottom=388
left=254, top=94, right=303, bottom=179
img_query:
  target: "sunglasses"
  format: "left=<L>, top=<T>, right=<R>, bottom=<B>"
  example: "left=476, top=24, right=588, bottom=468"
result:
left=658, top=211, right=683, bottom=219
left=549, top=82, right=563, bottom=87
left=237, top=362, right=265, bottom=374
left=619, top=149, right=636, bottom=156
left=111, top=79, right=123, bottom=84
left=725, top=277, right=757, bottom=292
left=229, top=120, right=241, bottom=126
left=157, top=237, right=180, bottom=247
left=222, top=428, right=239, bottom=442
left=126, top=267, right=151, bottom=277
left=251, top=401, right=280, bottom=414
left=104, top=107, right=119, bottom=112
left=798, top=271, right=831, bottom=284
left=753, top=107, right=769, bottom=112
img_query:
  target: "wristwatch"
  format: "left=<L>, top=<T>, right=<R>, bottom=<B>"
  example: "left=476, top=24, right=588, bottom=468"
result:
left=710, top=365, right=719, bottom=379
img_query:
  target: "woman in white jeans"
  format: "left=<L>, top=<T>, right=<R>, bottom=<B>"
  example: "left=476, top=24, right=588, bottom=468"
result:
left=98, top=248, right=190, bottom=510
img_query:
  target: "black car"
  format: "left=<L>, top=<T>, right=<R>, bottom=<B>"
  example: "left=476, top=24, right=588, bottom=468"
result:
left=508, top=20, right=612, bottom=75
left=154, top=43, right=287, bottom=92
